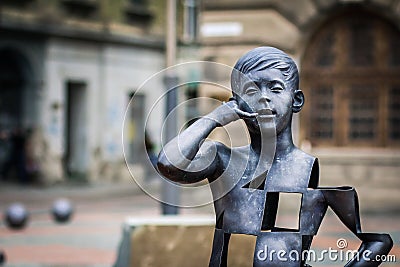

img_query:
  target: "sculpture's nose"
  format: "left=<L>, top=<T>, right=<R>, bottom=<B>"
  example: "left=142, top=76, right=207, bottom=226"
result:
left=259, top=85, right=271, bottom=103
left=260, top=94, right=270, bottom=102
left=259, top=92, right=271, bottom=104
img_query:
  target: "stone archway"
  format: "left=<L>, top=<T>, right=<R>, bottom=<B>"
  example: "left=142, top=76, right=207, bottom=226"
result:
left=0, top=48, right=29, bottom=130
left=0, top=47, right=38, bottom=183
left=300, top=9, right=400, bottom=148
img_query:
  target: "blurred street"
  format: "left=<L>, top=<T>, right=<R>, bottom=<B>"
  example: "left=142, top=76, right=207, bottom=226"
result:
left=0, top=180, right=215, bottom=267
left=0, top=180, right=399, bottom=267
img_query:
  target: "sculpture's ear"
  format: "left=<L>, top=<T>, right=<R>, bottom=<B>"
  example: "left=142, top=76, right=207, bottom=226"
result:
left=292, top=90, right=304, bottom=113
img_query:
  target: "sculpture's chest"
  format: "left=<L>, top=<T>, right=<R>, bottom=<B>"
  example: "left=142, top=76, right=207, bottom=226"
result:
left=214, top=152, right=319, bottom=235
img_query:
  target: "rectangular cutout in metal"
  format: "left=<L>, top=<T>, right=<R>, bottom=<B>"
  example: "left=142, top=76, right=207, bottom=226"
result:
left=227, top=234, right=256, bottom=267
left=274, top=192, right=302, bottom=231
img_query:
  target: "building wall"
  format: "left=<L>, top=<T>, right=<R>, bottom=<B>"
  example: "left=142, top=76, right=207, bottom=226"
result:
left=0, top=0, right=166, bottom=184
left=37, top=38, right=165, bottom=183
left=198, top=0, right=400, bottom=211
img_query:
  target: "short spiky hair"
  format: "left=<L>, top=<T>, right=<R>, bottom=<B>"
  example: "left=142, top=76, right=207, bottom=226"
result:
left=231, top=46, right=299, bottom=95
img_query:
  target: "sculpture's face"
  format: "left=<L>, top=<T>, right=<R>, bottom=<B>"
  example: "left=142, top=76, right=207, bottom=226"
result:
left=237, top=68, right=293, bottom=135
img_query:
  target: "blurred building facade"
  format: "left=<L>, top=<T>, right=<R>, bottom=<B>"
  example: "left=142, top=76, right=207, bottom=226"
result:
left=0, top=0, right=166, bottom=183
left=197, top=0, right=400, bottom=210
left=1, top=0, right=399, bottom=210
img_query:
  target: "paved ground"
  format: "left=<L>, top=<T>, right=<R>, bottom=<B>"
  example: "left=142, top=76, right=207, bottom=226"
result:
left=0, top=180, right=399, bottom=267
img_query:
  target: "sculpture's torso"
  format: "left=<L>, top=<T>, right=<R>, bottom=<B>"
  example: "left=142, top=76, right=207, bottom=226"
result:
left=209, top=147, right=322, bottom=267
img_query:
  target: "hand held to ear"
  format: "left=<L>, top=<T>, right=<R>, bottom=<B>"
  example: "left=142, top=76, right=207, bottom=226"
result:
left=206, top=98, right=257, bottom=127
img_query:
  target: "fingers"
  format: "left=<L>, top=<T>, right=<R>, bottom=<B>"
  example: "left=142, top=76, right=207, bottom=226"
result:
left=222, top=99, right=258, bottom=118
left=222, top=98, right=238, bottom=107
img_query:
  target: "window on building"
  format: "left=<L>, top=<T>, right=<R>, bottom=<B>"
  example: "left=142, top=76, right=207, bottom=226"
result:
left=124, top=0, right=152, bottom=25
left=61, top=0, right=98, bottom=18
left=301, top=11, right=400, bottom=147
left=129, top=0, right=146, bottom=5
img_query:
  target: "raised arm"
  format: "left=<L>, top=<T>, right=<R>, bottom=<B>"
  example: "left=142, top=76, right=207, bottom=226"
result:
left=157, top=99, right=255, bottom=184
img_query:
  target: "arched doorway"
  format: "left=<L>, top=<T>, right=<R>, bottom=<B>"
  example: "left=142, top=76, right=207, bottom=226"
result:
left=0, top=48, right=30, bottom=131
left=0, top=47, right=36, bottom=182
left=301, top=10, right=400, bottom=148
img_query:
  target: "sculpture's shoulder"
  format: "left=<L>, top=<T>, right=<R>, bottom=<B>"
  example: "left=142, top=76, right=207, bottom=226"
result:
left=203, top=142, right=250, bottom=181
left=267, top=147, right=319, bottom=192
left=289, top=147, right=318, bottom=168
left=292, top=147, right=315, bottom=158
left=199, top=140, right=232, bottom=161
left=287, top=147, right=318, bottom=175
left=219, top=144, right=253, bottom=166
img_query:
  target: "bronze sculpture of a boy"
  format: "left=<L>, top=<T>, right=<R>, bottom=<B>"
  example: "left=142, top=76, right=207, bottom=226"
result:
left=158, top=47, right=392, bottom=266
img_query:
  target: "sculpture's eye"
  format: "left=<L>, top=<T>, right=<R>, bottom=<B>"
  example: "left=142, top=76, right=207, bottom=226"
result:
left=270, top=83, right=284, bottom=93
left=245, top=86, right=258, bottom=95
left=271, top=86, right=283, bottom=92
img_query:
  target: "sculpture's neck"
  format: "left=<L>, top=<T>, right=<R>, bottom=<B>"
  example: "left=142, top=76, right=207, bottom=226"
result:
left=249, top=125, right=294, bottom=159
left=275, top=125, right=295, bottom=158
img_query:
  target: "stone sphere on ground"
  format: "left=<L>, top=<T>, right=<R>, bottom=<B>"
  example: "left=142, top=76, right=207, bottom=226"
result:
left=51, top=198, right=73, bottom=223
left=4, top=203, right=29, bottom=230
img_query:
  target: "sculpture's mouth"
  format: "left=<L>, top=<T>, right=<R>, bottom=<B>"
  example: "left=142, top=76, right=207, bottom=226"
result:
left=257, top=108, right=276, bottom=118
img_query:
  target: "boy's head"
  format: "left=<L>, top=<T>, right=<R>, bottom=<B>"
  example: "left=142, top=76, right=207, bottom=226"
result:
left=231, top=46, right=299, bottom=95
left=230, top=47, right=304, bottom=135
